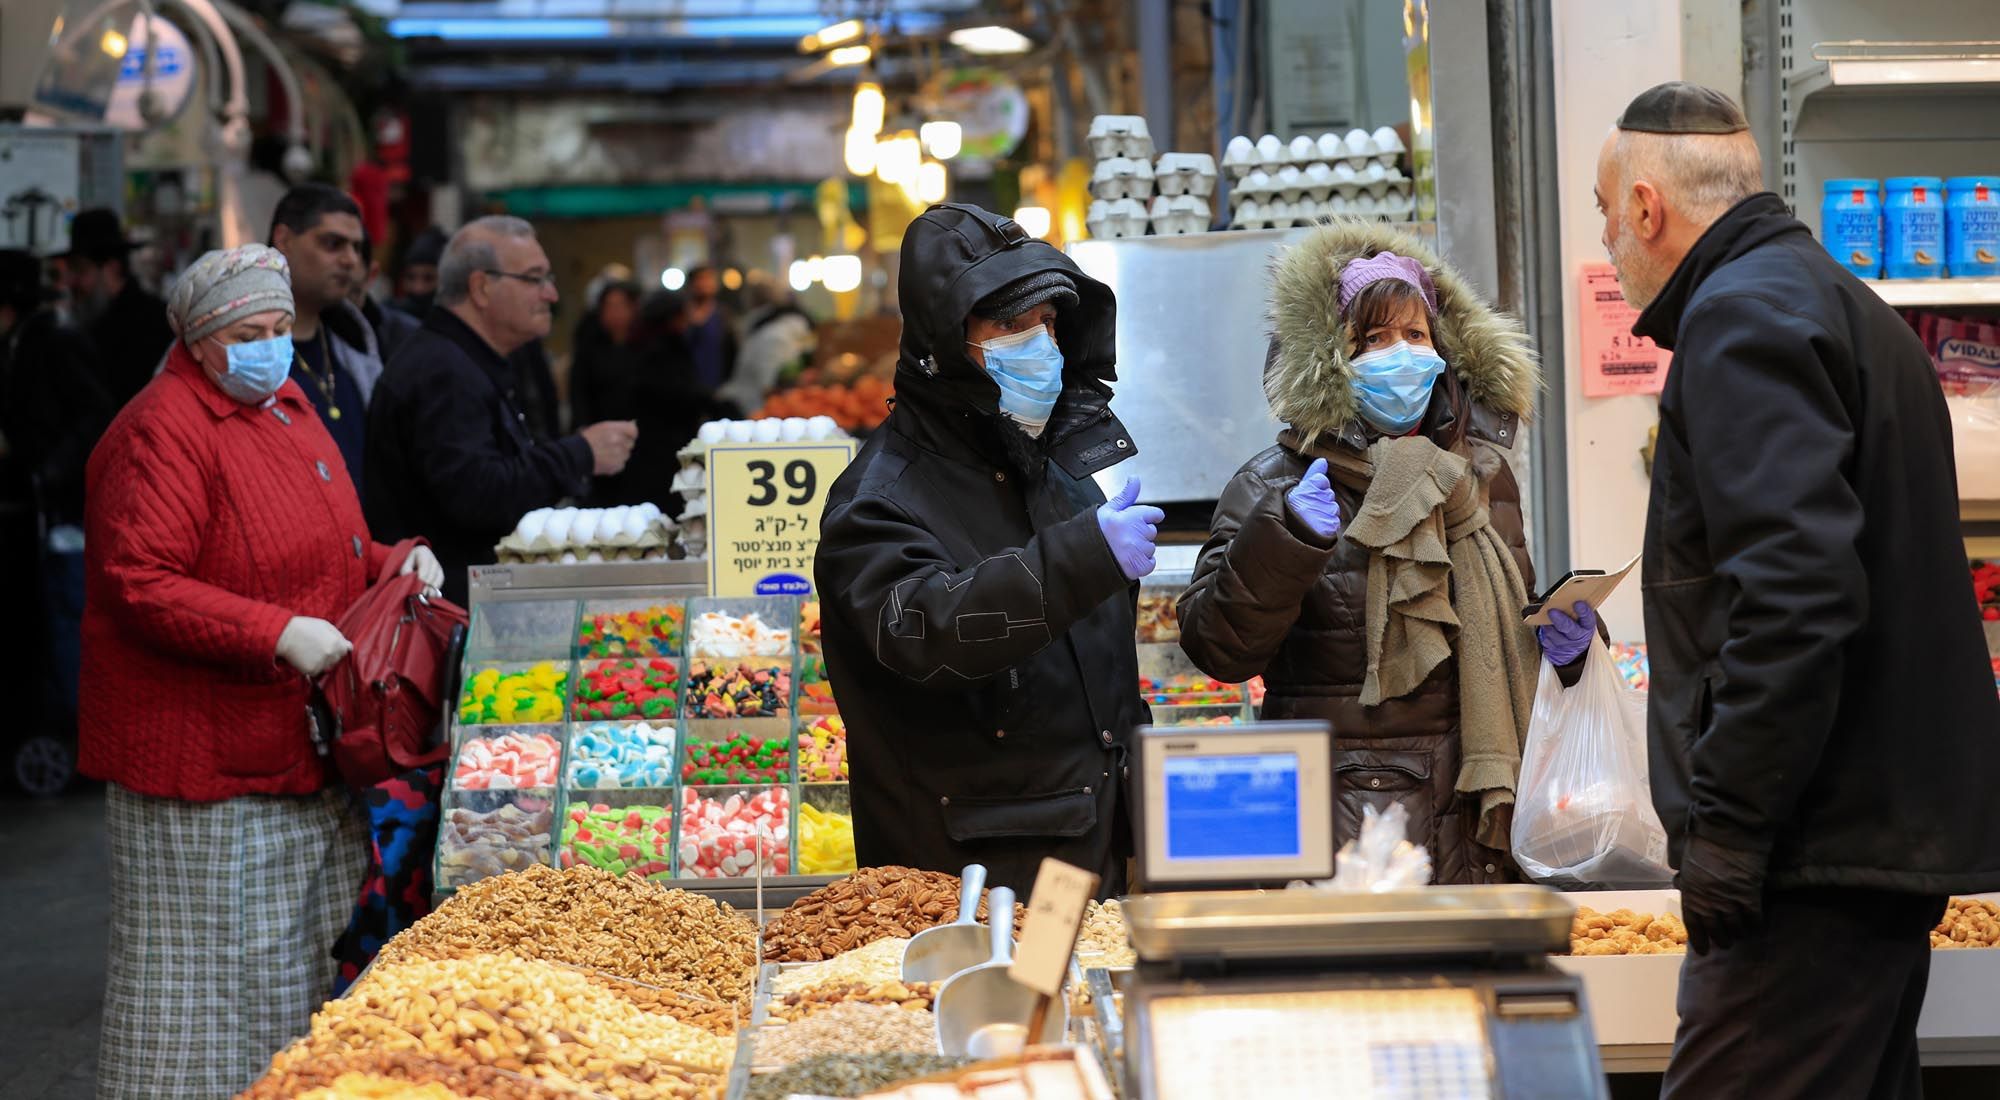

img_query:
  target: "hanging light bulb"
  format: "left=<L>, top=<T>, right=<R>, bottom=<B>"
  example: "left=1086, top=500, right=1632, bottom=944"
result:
left=851, top=81, right=885, bottom=137
left=821, top=255, right=863, bottom=294
left=916, top=160, right=948, bottom=204
left=1012, top=205, right=1053, bottom=239
left=875, top=131, right=921, bottom=187
left=788, top=260, right=813, bottom=292
left=920, top=120, right=963, bottom=160
left=843, top=127, right=878, bottom=176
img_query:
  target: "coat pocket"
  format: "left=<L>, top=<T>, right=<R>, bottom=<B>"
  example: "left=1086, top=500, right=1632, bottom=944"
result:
left=1334, top=748, right=1438, bottom=848
left=941, top=787, right=1098, bottom=841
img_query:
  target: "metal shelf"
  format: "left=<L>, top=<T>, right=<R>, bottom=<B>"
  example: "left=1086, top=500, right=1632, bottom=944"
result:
left=1864, top=279, right=2000, bottom=308
left=1792, top=40, right=2000, bottom=103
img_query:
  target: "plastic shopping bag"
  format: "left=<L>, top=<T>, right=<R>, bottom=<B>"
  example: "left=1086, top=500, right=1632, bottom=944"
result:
left=1510, top=635, right=1672, bottom=888
left=1291, top=803, right=1433, bottom=893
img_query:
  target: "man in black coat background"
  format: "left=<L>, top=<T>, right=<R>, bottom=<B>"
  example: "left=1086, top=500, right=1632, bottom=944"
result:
left=56, top=208, right=172, bottom=409
left=1600, top=82, right=2000, bottom=1098
left=815, top=204, right=1160, bottom=899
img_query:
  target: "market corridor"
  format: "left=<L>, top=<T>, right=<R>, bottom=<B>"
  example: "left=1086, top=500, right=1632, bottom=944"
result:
left=0, top=787, right=105, bottom=1100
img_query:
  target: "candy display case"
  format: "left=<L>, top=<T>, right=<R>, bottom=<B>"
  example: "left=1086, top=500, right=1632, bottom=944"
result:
left=557, top=791, right=679, bottom=882
left=796, top=784, right=858, bottom=875
left=574, top=599, right=687, bottom=659
left=572, top=656, right=682, bottom=722
left=434, top=788, right=559, bottom=890
left=685, top=597, right=797, bottom=659
left=465, top=599, right=579, bottom=664
left=676, top=785, right=793, bottom=878
left=798, top=599, right=824, bottom=655
left=457, top=661, right=571, bottom=726
left=1137, top=645, right=1251, bottom=716
left=1150, top=703, right=1248, bottom=728
left=796, top=654, right=838, bottom=716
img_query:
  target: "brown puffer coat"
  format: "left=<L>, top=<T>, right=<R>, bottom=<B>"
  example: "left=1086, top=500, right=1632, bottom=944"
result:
left=1177, top=221, right=1541, bottom=885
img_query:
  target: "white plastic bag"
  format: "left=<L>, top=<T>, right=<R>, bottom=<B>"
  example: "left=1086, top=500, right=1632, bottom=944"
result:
left=1292, top=802, right=1433, bottom=893
left=1510, top=635, right=1672, bottom=888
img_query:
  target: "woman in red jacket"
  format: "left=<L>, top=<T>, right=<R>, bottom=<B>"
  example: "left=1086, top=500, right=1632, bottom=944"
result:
left=81, top=244, right=442, bottom=1099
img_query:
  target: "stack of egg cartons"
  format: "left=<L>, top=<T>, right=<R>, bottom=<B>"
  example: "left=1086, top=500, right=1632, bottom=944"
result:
left=1222, top=127, right=1413, bottom=229
left=1085, top=115, right=1220, bottom=238
left=673, top=416, right=847, bottom=560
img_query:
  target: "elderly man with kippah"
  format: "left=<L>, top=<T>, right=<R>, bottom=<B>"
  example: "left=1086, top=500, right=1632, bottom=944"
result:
left=79, top=244, right=441, bottom=1099
left=1599, top=83, right=2000, bottom=1097
left=815, top=204, right=1158, bottom=899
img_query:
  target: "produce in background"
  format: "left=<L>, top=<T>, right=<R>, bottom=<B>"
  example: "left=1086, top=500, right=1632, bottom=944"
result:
left=752, top=376, right=895, bottom=432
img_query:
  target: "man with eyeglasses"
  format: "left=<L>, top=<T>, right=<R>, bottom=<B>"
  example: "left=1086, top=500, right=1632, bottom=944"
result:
left=365, top=216, right=638, bottom=602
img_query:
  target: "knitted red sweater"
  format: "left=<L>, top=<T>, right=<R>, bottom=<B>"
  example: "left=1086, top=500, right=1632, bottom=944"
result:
left=80, top=345, right=394, bottom=801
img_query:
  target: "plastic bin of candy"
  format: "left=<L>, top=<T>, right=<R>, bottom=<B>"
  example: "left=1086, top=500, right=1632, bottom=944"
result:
left=465, top=599, right=579, bottom=663
left=686, top=659, right=793, bottom=719
left=557, top=791, right=679, bottom=883
left=685, top=598, right=797, bottom=659
left=797, top=653, right=838, bottom=716
left=572, top=656, right=681, bottom=721
left=799, top=599, right=823, bottom=656
left=566, top=720, right=678, bottom=789
left=1136, top=585, right=1184, bottom=644
left=575, top=598, right=687, bottom=659
left=679, top=719, right=794, bottom=786
left=448, top=725, right=566, bottom=791
left=434, top=788, right=558, bottom=890
left=1151, top=704, right=1249, bottom=728
left=457, top=661, right=571, bottom=726
left=676, top=785, right=792, bottom=878
left=797, top=784, right=857, bottom=875
left=796, top=714, right=849, bottom=782
left=1137, top=647, right=1249, bottom=709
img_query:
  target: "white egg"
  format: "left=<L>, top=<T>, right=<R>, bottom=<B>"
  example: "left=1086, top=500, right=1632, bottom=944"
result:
left=1372, top=125, right=1407, bottom=155
left=752, top=418, right=783, bottom=443
left=516, top=509, right=548, bottom=543
left=1345, top=128, right=1373, bottom=155
left=585, top=549, right=605, bottom=563
left=1255, top=134, right=1283, bottom=165
left=781, top=417, right=809, bottom=442
left=604, top=505, right=631, bottom=530
left=1288, top=135, right=1315, bottom=163
left=623, top=513, right=648, bottom=541
left=808, top=416, right=839, bottom=440
left=1317, top=133, right=1344, bottom=160
left=570, top=511, right=600, bottom=546
left=559, top=550, right=579, bottom=564
left=726, top=421, right=754, bottom=443
left=697, top=421, right=727, bottom=444
left=634, top=501, right=662, bottom=523
left=544, top=509, right=576, bottom=546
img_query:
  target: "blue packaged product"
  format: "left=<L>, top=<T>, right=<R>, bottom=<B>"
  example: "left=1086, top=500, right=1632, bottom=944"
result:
left=1885, top=176, right=1945, bottom=280
left=1947, top=177, right=2000, bottom=278
left=1820, top=178, right=1882, bottom=279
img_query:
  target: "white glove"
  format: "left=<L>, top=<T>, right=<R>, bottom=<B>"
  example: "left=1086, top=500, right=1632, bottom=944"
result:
left=277, top=616, right=351, bottom=677
left=399, top=544, right=446, bottom=591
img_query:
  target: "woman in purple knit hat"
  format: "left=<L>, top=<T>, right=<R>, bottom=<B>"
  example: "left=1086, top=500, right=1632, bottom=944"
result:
left=1177, top=221, right=1594, bottom=885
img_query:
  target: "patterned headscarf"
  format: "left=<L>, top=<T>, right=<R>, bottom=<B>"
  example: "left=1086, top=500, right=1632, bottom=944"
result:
left=167, top=244, right=294, bottom=346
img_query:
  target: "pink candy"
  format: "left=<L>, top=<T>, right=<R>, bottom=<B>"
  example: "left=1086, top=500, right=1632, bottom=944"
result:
left=676, top=786, right=792, bottom=878
left=452, top=732, right=563, bottom=790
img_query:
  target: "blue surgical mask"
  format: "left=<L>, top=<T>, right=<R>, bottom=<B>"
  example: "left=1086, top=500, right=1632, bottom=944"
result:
left=1352, top=342, right=1446, bottom=435
left=210, top=333, right=294, bottom=404
left=970, top=326, right=1064, bottom=437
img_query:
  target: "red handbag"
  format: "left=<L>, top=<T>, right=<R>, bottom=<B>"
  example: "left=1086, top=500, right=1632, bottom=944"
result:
left=316, top=538, right=468, bottom=788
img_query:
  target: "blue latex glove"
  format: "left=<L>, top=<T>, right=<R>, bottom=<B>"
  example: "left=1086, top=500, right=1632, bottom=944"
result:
left=1285, top=457, right=1342, bottom=542
left=1098, top=476, right=1165, bottom=580
left=1537, top=601, right=1598, bottom=666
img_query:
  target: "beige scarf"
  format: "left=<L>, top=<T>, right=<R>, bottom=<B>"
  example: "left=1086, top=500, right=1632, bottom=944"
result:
left=1323, top=435, right=1540, bottom=849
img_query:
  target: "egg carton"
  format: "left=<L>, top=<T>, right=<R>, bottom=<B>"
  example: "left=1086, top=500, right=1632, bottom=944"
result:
left=1154, top=153, right=1218, bottom=198
left=1087, top=198, right=1151, bottom=239
left=1222, top=127, right=1408, bottom=178
left=1148, top=194, right=1212, bottom=236
left=497, top=546, right=673, bottom=566
left=1231, top=164, right=1410, bottom=206
left=498, top=504, right=673, bottom=557
left=1087, top=114, right=1155, bottom=161
left=675, top=417, right=847, bottom=462
left=1090, top=157, right=1155, bottom=202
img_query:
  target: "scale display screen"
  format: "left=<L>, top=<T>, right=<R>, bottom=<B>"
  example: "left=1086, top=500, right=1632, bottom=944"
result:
left=1163, top=753, right=1302, bottom=861
left=1135, top=722, right=1334, bottom=888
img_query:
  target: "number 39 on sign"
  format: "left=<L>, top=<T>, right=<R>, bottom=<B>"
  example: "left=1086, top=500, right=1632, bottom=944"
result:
left=704, top=440, right=858, bottom=598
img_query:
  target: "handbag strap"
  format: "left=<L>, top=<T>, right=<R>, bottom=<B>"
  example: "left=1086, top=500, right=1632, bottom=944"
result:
left=376, top=536, right=428, bottom=587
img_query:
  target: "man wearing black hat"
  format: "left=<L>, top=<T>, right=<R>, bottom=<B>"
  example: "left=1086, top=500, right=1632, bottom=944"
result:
left=392, top=226, right=447, bottom=319
left=57, top=208, right=172, bottom=408
left=1601, top=82, right=2000, bottom=1096
left=814, top=204, right=1159, bottom=899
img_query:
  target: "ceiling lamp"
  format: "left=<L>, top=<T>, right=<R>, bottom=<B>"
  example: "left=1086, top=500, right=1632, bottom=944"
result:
left=821, top=254, right=863, bottom=294
left=916, top=160, right=948, bottom=204
left=788, top=260, right=814, bottom=292
left=1012, top=205, right=1053, bottom=239
left=843, top=127, right=879, bottom=176
left=875, top=131, right=922, bottom=187
left=920, top=120, right=962, bottom=160
left=827, top=44, right=872, bottom=67
left=851, top=81, right=885, bottom=136
left=949, top=26, right=1033, bottom=55
left=800, top=18, right=864, bottom=54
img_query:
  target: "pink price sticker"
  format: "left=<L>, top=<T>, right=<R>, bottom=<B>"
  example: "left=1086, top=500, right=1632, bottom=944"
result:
left=1578, top=262, right=1673, bottom=398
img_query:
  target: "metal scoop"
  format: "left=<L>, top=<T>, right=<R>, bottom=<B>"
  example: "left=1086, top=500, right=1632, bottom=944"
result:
left=934, top=886, right=1069, bottom=1055
left=902, top=863, right=989, bottom=983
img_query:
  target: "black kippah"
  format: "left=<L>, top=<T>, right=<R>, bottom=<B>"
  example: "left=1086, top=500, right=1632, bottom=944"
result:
left=1616, top=81, right=1748, bottom=135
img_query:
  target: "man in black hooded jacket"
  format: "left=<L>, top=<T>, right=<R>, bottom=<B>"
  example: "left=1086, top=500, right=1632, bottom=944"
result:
left=815, top=204, right=1159, bottom=899
left=1601, top=83, right=2000, bottom=1098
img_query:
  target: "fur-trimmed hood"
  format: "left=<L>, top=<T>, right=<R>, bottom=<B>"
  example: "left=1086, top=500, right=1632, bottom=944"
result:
left=1266, top=220, right=1539, bottom=447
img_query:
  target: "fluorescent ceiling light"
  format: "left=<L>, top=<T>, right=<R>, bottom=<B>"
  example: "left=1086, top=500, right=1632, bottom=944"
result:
left=800, top=18, right=863, bottom=53
left=949, top=25, right=1032, bottom=55
left=826, top=44, right=871, bottom=66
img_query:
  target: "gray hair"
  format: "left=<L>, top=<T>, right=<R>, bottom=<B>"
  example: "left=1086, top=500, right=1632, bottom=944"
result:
left=437, top=215, right=538, bottom=307
left=1614, top=128, right=1764, bottom=224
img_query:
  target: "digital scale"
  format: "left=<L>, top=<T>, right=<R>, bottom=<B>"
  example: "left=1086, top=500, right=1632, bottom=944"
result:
left=1106, top=722, right=1608, bottom=1100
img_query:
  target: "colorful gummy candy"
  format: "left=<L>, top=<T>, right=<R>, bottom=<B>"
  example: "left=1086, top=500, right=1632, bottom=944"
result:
left=1140, top=675, right=1246, bottom=707
left=797, top=802, right=856, bottom=875
left=687, top=661, right=791, bottom=719
left=452, top=731, right=562, bottom=789
left=1156, top=708, right=1243, bottom=728
left=559, top=802, right=676, bottom=881
left=799, top=655, right=837, bottom=716
left=574, top=657, right=680, bottom=721
left=681, top=733, right=792, bottom=785
left=457, top=663, right=567, bottom=725
left=677, top=786, right=791, bottom=878
left=799, top=715, right=849, bottom=782
left=576, top=603, right=686, bottom=658
left=1608, top=643, right=1650, bottom=693
left=799, top=600, right=823, bottom=655
left=566, top=722, right=678, bottom=789
left=436, top=800, right=554, bottom=888
left=688, top=611, right=792, bottom=659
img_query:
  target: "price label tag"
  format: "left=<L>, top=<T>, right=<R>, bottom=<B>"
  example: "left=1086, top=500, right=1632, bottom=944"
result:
left=1578, top=262, right=1673, bottom=398
left=1009, top=858, right=1100, bottom=998
left=705, top=441, right=857, bottom=598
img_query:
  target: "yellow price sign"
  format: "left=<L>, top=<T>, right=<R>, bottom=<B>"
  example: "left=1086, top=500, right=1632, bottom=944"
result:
left=704, top=441, right=858, bottom=597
